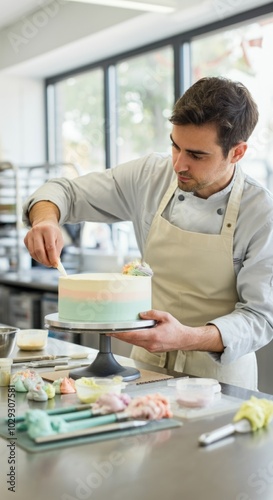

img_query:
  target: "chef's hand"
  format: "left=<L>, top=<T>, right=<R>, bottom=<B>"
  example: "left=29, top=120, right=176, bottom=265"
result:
left=109, top=309, right=224, bottom=353
left=24, top=201, right=64, bottom=268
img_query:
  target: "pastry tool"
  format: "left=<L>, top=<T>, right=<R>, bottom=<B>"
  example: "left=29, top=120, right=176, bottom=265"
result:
left=46, top=410, right=134, bottom=432
left=12, top=352, right=90, bottom=363
left=198, top=418, right=252, bottom=446
left=12, top=359, right=71, bottom=368
left=56, top=259, right=67, bottom=276
left=35, top=420, right=148, bottom=444
left=16, top=407, right=108, bottom=431
left=54, top=362, right=92, bottom=371
left=14, top=403, right=97, bottom=423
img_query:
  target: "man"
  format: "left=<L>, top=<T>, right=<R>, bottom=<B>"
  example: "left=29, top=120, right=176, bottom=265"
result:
left=23, top=77, right=273, bottom=390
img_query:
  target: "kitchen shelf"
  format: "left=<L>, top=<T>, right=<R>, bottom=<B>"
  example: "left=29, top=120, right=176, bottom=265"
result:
left=0, top=161, right=81, bottom=273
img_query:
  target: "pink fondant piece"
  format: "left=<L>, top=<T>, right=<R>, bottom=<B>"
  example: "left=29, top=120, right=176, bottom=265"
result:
left=60, top=377, right=76, bottom=394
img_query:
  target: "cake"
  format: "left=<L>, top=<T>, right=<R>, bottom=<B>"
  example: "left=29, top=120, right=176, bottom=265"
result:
left=58, top=265, right=152, bottom=323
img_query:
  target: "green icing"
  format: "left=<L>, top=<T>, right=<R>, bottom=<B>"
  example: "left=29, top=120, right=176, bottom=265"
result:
left=59, top=298, right=151, bottom=322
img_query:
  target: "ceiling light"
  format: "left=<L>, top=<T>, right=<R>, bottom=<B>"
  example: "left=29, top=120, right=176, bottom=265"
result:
left=66, top=0, right=175, bottom=14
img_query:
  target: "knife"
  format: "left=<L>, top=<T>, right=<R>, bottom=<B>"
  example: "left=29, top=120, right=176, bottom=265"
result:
left=12, top=355, right=68, bottom=363
left=12, top=359, right=70, bottom=368
left=12, top=352, right=90, bottom=363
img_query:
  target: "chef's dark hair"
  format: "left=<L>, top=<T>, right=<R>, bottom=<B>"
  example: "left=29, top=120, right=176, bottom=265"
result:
left=170, top=76, right=259, bottom=158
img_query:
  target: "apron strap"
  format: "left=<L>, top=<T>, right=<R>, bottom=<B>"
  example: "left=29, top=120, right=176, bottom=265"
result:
left=221, top=166, right=245, bottom=236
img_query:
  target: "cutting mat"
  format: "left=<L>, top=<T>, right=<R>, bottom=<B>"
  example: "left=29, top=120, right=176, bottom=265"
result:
left=40, top=368, right=173, bottom=384
left=0, top=418, right=182, bottom=453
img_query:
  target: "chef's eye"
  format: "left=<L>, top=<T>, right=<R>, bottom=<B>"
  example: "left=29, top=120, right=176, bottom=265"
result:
left=171, top=140, right=180, bottom=150
left=189, top=152, right=203, bottom=160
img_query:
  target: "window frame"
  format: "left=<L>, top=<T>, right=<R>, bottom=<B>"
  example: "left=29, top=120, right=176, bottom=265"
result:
left=45, top=3, right=273, bottom=170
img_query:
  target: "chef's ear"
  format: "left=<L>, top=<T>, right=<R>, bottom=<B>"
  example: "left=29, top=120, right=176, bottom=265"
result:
left=230, top=142, right=248, bottom=163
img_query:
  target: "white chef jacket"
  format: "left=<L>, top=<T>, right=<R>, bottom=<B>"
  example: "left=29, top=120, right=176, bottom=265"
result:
left=23, top=152, right=273, bottom=366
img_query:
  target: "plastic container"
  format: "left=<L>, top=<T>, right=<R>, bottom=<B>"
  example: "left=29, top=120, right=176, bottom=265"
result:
left=75, top=377, right=125, bottom=403
left=176, top=378, right=221, bottom=408
left=16, top=329, right=48, bottom=351
left=0, top=358, right=13, bottom=386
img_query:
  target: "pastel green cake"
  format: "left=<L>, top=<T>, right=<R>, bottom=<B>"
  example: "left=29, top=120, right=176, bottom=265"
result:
left=58, top=273, right=152, bottom=323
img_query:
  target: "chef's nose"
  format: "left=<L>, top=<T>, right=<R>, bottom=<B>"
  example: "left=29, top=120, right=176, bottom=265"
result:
left=173, top=151, right=189, bottom=173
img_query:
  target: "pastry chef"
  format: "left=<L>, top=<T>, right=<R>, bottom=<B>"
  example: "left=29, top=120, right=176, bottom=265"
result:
left=22, top=77, right=273, bottom=390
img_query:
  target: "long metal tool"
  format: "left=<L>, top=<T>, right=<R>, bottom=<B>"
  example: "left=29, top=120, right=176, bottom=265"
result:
left=35, top=420, right=148, bottom=443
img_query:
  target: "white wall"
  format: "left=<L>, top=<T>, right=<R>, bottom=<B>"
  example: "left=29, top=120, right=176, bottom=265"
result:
left=0, top=75, right=45, bottom=165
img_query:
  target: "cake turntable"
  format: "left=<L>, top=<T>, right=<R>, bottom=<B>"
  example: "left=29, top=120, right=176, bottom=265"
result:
left=44, top=313, right=156, bottom=381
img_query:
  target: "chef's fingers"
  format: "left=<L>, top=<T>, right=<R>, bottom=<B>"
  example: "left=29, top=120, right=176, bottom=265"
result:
left=139, top=309, right=172, bottom=323
left=24, top=223, right=64, bottom=267
left=108, top=324, right=165, bottom=351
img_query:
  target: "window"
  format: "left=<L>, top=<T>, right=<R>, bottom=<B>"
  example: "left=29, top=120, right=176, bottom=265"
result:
left=53, top=68, right=105, bottom=174
left=116, top=46, right=174, bottom=163
left=191, top=18, right=273, bottom=189
left=45, top=6, right=273, bottom=261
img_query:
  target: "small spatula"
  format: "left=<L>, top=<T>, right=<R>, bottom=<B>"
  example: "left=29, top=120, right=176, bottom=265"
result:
left=199, top=418, right=252, bottom=446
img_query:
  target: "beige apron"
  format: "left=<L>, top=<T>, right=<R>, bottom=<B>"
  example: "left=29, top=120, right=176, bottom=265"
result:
left=131, top=167, right=257, bottom=390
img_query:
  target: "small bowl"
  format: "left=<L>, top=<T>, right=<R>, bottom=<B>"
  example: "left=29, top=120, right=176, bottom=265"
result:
left=16, top=329, right=48, bottom=351
left=0, top=326, right=18, bottom=357
left=75, top=377, right=125, bottom=403
left=176, top=378, right=221, bottom=408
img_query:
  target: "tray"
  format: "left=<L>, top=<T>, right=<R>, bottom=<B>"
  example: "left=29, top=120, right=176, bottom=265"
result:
left=0, top=418, right=182, bottom=453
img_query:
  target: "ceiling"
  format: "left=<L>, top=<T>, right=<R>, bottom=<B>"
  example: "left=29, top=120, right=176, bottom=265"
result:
left=0, top=0, right=268, bottom=78
left=0, top=0, right=179, bottom=30
left=0, top=0, right=49, bottom=29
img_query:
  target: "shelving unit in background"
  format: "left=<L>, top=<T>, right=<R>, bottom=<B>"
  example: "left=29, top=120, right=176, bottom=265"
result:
left=0, top=161, right=22, bottom=272
left=0, top=161, right=81, bottom=273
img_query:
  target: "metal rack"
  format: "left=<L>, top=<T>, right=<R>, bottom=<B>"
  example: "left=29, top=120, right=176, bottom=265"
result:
left=0, top=161, right=22, bottom=272
left=0, top=161, right=81, bottom=273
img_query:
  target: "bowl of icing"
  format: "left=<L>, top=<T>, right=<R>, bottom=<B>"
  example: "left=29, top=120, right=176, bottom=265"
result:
left=75, top=376, right=125, bottom=403
left=16, top=329, right=48, bottom=351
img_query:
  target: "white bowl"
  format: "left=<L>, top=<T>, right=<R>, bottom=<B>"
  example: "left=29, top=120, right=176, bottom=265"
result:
left=75, top=377, right=124, bottom=403
left=16, top=329, right=48, bottom=351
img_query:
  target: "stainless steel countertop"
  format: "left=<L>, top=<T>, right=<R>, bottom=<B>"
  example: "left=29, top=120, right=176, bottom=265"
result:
left=1, top=338, right=273, bottom=500
left=0, top=269, right=59, bottom=292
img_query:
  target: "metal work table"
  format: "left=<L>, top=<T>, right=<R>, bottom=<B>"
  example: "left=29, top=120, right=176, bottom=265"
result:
left=0, top=269, right=59, bottom=293
left=1, top=338, right=273, bottom=500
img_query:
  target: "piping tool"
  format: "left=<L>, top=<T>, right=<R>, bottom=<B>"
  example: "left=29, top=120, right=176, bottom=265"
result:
left=14, top=403, right=97, bottom=423
left=16, top=406, right=106, bottom=432
left=56, top=259, right=67, bottom=276
left=198, top=418, right=252, bottom=446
